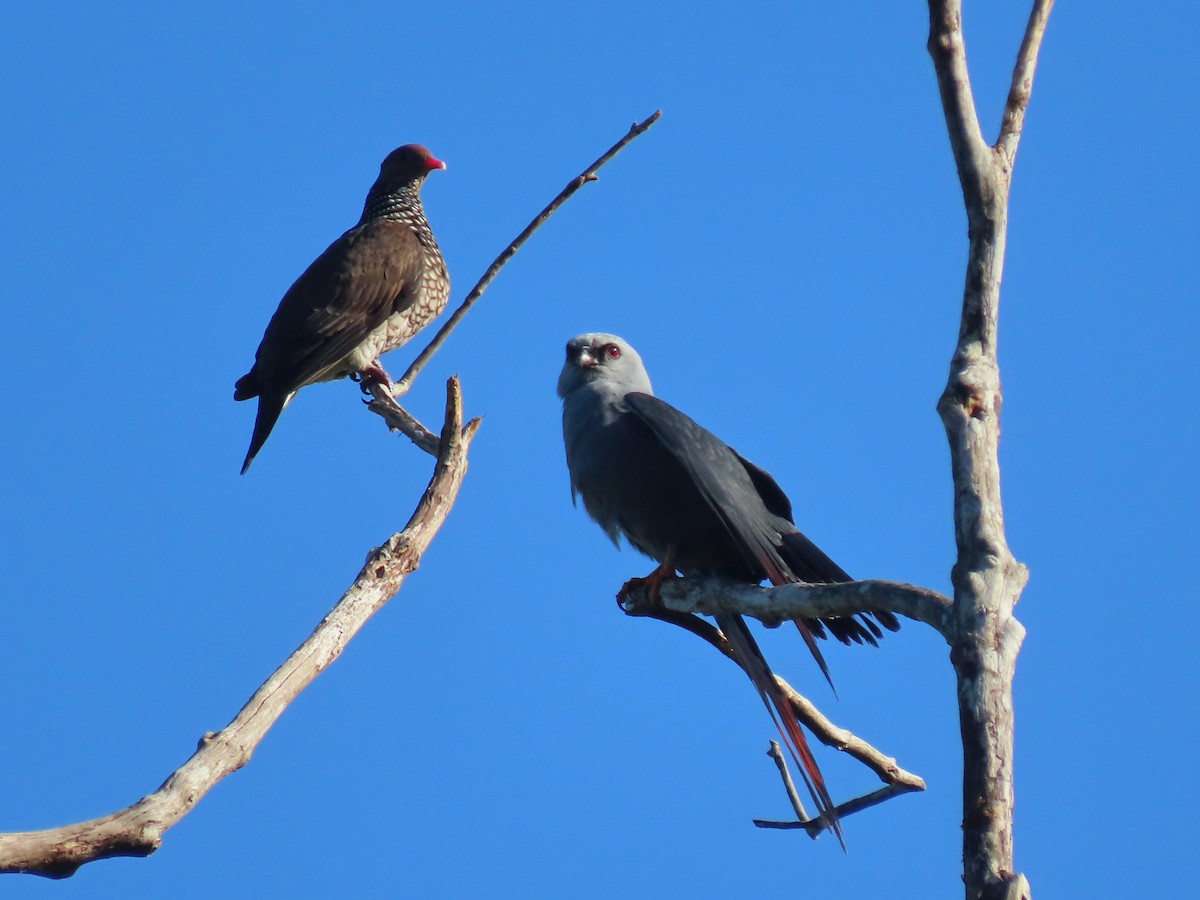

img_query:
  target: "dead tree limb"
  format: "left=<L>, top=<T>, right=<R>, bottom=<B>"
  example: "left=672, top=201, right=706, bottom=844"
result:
left=622, top=581, right=928, bottom=829
left=928, top=2, right=1051, bottom=898
left=755, top=678, right=927, bottom=836
left=644, top=575, right=954, bottom=637
left=0, top=378, right=481, bottom=879
left=616, top=8, right=1052, bottom=894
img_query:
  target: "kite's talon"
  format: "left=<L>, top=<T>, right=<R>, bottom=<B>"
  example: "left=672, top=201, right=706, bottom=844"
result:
left=618, top=560, right=678, bottom=604
left=617, top=576, right=649, bottom=603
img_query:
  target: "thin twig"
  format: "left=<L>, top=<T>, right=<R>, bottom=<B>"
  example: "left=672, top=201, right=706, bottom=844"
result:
left=0, top=379, right=481, bottom=879
left=765, top=740, right=810, bottom=822
left=391, top=110, right=663, bottom=398
left=755, top=706, right=925, bottom=838
left=755, top=782, right=924, bottom=835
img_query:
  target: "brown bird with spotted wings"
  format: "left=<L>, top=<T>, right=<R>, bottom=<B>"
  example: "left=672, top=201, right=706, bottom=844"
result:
left=234, top=144, right=449, bottom=473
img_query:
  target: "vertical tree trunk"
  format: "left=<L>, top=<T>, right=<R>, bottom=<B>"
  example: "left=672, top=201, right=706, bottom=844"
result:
left=927, top=1, right=1052, bottom=897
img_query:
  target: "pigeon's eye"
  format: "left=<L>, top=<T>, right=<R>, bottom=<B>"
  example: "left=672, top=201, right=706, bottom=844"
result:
left=604, top=344, right=621, bottom=360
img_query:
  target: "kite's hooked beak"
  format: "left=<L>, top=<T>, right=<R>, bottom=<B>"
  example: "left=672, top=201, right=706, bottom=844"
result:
left=577, top=350, right=598, bottom=369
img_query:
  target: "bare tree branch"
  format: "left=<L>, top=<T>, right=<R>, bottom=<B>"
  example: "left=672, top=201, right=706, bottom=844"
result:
left=756, top=781, right=925, bottom=835
left=997, top=0, right=1055, bottom=164
left=752, top=678, right=927, bottom=837
left=391, top=110, right=663, bottom=399
left=0, top=378, right=481, bottom=879
left=628, top=575, right=954, bottom=638
left=363, top=382, right=442, bottom=456
left=773, top=677, right=926, bottom=793
left=927, top=2, right=1052, bottom=897
left=621, top=581, right=926, bottom=830
left=927, top=0, right=989, bottom=203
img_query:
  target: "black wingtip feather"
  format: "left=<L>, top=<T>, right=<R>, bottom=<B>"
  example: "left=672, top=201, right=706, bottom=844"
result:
left=862, top=615, right=885, bottom=640
left=777, top=532, right=901, bottom=647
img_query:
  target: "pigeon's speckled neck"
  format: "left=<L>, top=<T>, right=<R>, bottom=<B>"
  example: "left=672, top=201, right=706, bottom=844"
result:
left=361, top=182, right=422, bottom=225
left=359, top=181, right=443, bottom=266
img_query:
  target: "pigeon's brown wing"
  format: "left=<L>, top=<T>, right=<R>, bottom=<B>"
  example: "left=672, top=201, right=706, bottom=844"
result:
left=252, top=219, right=424, bottom=395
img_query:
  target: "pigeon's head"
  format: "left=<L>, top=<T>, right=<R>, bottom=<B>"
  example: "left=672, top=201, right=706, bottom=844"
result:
left=373, top=144, right=446, bottom=192
left=557, top=332, right=652, bottom=398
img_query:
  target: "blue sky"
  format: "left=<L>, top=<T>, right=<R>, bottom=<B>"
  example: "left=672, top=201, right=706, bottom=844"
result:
left=2, top=2, right=1196, bottom=897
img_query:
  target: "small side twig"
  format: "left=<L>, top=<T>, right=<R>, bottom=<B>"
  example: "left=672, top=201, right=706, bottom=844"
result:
left=390, top=109, right=662, bottom=398
left=364, top=383, right=442, bottom=456
left=763, top=740, right=810, bottom=822
left=755, top=782, right=924, bottom=835
left=0, top=378, right=481, bottom=879
left=755, top=676, right=926, bottom=838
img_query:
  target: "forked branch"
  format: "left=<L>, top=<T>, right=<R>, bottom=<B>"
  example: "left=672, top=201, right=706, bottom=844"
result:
left=754, top=740, right=924, bottom=837
left=621, top=580, right=927, bottom=833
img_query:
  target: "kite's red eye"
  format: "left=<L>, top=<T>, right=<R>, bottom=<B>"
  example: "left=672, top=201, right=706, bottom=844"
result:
left=605, top=344, right=621, bottom=360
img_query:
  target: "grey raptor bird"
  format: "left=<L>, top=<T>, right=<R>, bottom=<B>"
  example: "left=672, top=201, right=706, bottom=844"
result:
left=557, top=332, right=899, bottom=838
left=234, top=144, right=449, bottom=473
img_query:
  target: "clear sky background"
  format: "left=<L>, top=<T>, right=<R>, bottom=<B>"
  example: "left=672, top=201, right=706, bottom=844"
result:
left=2, top=2, right=1195, bottom=898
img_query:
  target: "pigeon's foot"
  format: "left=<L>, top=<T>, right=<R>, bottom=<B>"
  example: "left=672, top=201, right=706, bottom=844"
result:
left=355, top=360, right=395, bottom=396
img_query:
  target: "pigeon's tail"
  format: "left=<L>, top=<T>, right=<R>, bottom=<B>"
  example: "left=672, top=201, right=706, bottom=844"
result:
left=777, top=530, right=902, bottom=646
left=240, top=392, right=287, bottom=474
left=715, top=611, right=845, bottom=850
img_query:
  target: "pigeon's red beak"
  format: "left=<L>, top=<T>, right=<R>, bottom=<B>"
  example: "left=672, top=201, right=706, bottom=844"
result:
left=425, top=156, right=446, bottom=171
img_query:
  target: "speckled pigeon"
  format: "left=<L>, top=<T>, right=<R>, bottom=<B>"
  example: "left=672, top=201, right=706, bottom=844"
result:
left=558, top=332, right=900, bottom=836
left=234, top=144, right=449, bottom=473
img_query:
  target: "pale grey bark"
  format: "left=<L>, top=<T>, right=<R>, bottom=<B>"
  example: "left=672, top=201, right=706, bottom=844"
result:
left=648, top=576, right=954, bottom=637
left=0, top=379, right=480, bottom=879
left=623, top=3, right=1053, bottom=897
left=929, top=2, right=1051, bottom=898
